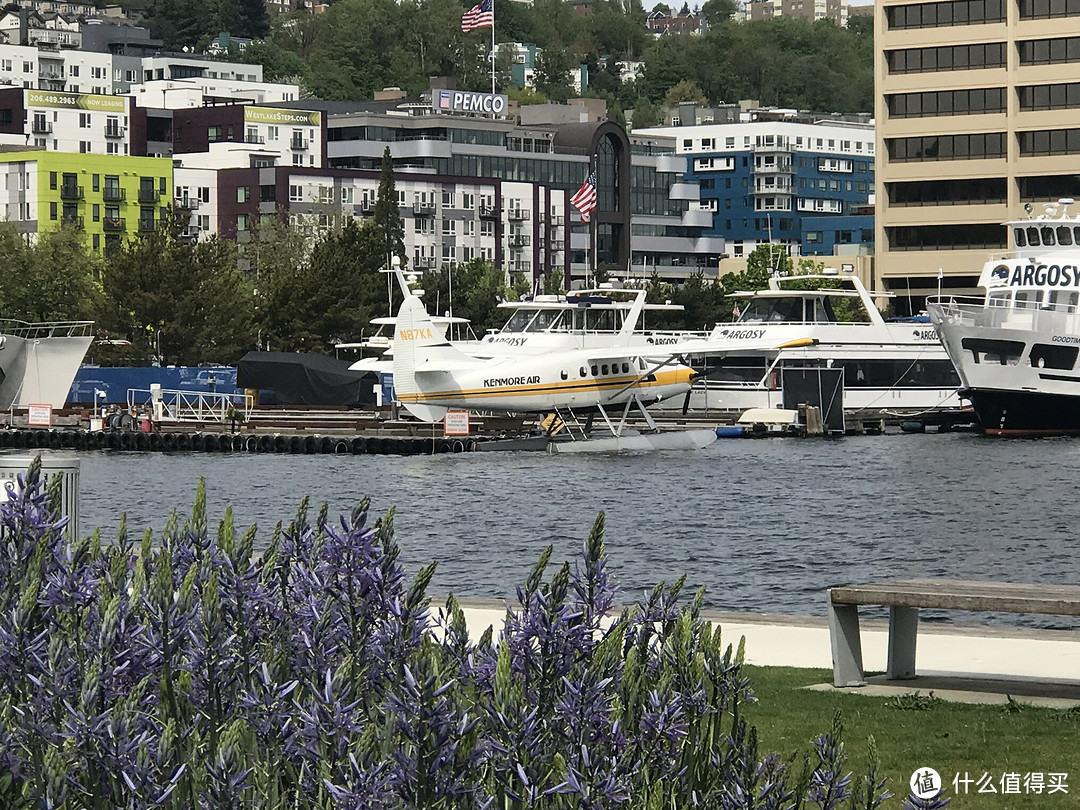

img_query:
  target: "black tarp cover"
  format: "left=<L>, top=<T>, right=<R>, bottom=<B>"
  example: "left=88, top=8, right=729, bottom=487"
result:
left=236, top=351, right=376, bottom=406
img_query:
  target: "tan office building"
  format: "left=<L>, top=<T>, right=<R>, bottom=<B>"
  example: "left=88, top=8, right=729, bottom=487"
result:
left=875, top=0, right=1080, bottom=311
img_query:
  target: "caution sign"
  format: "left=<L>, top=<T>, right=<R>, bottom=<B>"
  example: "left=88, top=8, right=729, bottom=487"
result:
left=443, top=410, right=470, bottom=436
left=27, top=403, right=52, bottom=427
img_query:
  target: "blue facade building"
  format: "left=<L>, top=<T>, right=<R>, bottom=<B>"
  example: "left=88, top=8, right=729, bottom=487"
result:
left=640, top=119, right=875, bottom=260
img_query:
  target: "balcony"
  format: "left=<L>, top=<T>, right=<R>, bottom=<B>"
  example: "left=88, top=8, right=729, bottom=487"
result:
left=104, top=125, right=126, bottom=139
left=176, top=196, right=200, bottom=210
left=290, top=136, right=309, bottom=150
left=508, top=234, right=531, bottom=248
left=549, top=214, right=564, bottom=227
left=102, top=187, right=126, bottom=202
left=137, top=188, right=159, bottom=204
left=32, top=120, right=52, bottom=134
left=550, top=240, right=565, bottom=251
left=61, top=215, right=83, bottom=229
left=356, top=200, right=376, bottom=215
left=412, top=201, right=436, bottom=216
left=138, top=218, right=155, bottom=233
left=245, top=134, right=265, bottom=144
left=413, top=256, right=437, bottom=269
left=507, top=209, right=530, bottom=221
left=510, top=261, right=531, bottom=274
left=59, top=184, right=83, bottom=200
left=102, top=217, right=126, bottom=232
left=478, top=204, right=499, bottom=218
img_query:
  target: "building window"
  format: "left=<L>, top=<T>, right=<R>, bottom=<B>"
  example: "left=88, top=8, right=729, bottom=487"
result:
left=49, top=202, right=56, bottom=220
left=237, top=214, right=249, bottom=231
left=289, top=184, right=303, bottom=202
left=887, top=132, right=1006, bottom=162
left=886, top=0, right=1005, bottom=29
left=237, top=186, right=250, bottom=203
left=261, top=184, right=276, bottom=203
left=1018, top=36, right=1080, bottom=65
left=886, top=42, right=1006, bottom=74
left=1018, top=128, right=1080, bottom=156
left=1020, top=0, right=1080, bottom=18
left=208, top=125, right=222, bottom=141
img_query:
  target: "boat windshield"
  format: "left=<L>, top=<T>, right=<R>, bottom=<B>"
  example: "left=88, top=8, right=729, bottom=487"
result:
left=499, top=308, right=568, bottom=333
left=737, top=294, right=872, bottom=324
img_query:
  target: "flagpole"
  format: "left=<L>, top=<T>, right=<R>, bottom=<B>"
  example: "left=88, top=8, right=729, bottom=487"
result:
left=589, top=156, right=596, bottom=289
left=490, top=13, right=496, bottom=96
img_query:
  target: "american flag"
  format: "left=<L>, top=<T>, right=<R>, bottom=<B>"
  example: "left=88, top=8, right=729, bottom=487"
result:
left=461, top=0, right=493, bottom=31
left=570, top=170, right=597, bottom=223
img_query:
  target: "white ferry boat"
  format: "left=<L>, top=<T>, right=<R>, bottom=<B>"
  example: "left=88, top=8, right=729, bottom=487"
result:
left=662, top=272, right=962, bottom=414
left=0, top=320, right=93, bottom=410
left=927, top=199, right=1080, bottom=436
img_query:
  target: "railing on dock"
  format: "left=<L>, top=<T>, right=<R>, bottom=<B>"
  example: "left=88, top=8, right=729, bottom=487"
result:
left=127, top=388, right=254, bottom=424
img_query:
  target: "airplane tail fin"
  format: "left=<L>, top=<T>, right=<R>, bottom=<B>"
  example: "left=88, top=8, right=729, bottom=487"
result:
left=392, top=294, right=474, bottom=422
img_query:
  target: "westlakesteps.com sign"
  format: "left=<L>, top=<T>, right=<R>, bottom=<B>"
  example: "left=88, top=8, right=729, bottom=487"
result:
left=435, top=90, right=507, bottom=115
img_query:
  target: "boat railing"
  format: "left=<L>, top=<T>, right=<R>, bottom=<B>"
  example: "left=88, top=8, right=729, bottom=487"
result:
left=928, top=295, right=1080, bottom=332
left=126, top=388, right=253, bottom=424
left=0, top=320, right=94, bottom=339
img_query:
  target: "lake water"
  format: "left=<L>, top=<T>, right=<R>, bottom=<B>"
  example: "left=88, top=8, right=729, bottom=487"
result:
left=14, top=432, right=1080, bottom=629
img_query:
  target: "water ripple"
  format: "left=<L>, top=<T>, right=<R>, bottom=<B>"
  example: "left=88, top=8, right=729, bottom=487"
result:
left=27, top=431, right=1080, bottom=629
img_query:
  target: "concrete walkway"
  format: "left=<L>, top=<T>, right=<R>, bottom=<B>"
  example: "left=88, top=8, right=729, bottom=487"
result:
left=455, top=599, right=1080, bottom=707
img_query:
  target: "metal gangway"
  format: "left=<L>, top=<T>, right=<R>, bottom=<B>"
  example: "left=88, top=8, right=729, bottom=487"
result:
left=127, top=385, right=254, bottom=424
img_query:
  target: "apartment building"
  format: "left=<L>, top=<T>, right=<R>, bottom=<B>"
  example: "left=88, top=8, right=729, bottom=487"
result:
left=640, top=120, right=875, bottom=258
left=875, top=0, right=1080, bottom=309
left=0, top=41, right=263, bottom=95
left=0, top=150, right=173, bottom=251
left=0, top=87, right=143, bottom=155
left=746, top=0, right=850, bottom=25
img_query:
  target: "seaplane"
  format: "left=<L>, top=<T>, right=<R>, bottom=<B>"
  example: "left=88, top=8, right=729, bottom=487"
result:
left=391, top=290, right=716, bottom=452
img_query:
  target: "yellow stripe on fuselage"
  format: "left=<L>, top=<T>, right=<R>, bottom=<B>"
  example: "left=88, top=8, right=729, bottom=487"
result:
left=397, top=368, right=692, bottom=404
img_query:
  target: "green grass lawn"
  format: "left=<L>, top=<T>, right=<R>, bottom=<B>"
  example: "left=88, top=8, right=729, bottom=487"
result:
left=741, top=666, right=1080, bottom=809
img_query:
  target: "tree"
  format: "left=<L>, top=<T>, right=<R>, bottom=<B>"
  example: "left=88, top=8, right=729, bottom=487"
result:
left=239, top=39, right=310, bottom=84
left=101, top=210, right=254, bottom=364
left=374, top=146, right=405, bottom=274
left=218, top=0, right=269, bottom=39
left=663, top=78, right=707, bottom=106
left=0, top=222, right=102, bottom=323
left=630, top=95, right=661, bottom=129
left=700, top=0, right=737, bottom=25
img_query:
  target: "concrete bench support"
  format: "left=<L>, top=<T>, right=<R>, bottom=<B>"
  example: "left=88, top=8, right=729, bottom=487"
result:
left=827, top=598, right=865, bottom=687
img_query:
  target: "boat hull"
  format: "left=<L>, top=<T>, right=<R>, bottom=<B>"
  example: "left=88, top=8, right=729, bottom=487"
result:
left=0, top=331, right=93, bottom=410
left=964, top=388, right=1080, bottom=436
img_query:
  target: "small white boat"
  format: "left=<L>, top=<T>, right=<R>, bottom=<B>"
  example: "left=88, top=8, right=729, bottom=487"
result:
left=927, top=198, right=1080, bottom=435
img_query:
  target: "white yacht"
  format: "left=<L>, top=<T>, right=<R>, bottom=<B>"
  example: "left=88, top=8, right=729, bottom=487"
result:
left=927, top=199, right=1080, bottom=436
left=0, top=320, right=94, bottom=410
left=663, top=272, right=962, bottom=414
left=477, top=287, right=695, bottom=356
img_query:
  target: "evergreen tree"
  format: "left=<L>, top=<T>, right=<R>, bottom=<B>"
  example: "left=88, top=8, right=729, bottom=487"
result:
left=374, top=146, right=405, bottom=271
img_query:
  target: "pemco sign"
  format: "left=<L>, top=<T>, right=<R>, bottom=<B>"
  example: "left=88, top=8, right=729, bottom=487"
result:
left=435, top=90, right=507, bottom=115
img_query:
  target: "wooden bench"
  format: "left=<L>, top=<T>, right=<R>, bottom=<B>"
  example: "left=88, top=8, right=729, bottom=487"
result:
left=827, top=578, right=1080, bottom=687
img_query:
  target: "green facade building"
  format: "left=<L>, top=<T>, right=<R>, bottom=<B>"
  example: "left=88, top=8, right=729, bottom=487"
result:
left=0, top=151, right=174, bottom=252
